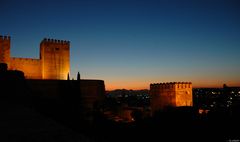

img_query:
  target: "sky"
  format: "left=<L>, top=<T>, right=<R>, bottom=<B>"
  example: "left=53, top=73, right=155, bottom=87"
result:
left=0, top=0, right=240, bottom=90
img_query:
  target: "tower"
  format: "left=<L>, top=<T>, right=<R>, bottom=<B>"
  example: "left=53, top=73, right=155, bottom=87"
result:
left=0, top=36, right=11, bottom=66
left=150, top=82, right=192, bottom=112
left=40, top=38, right=70, bottom=80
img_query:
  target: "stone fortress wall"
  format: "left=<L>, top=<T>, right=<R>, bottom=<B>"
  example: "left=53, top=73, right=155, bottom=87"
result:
left=0, top=35, right=70, bottom=80
left=10, top=58, right=42, bottom=79
left=40, top=38, right=70, bottom=80
left=0, top=36, right=11, bottom=65
left=150, top=82, right=192, bottom=112
left=0, top=35, right=106, bottom=118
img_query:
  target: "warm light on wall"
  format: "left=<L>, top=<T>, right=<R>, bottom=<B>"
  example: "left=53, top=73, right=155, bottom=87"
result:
left=1, top=36, right=70, bottom=80
left=150, top=82, right=193, bottom=111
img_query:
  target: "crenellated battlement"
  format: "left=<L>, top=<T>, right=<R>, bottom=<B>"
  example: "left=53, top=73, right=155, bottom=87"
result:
left=40, top=37, right=70, bottom=80
left=41, top=38, right=70, bottom=45
left=0, top=35, right=11, bottom=41
left=150, top=81, right=193, bottom=111
left=0, top=35, right=70, bottom=80
left=0, top=35, right=11, bottom=65
left=11, top=57, right=40, bottom=62
left=150, top=82, right=192, bottom=89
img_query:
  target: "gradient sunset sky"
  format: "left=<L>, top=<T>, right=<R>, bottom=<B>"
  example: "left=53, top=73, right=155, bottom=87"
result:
left=1, top=0, right=240, bottom=90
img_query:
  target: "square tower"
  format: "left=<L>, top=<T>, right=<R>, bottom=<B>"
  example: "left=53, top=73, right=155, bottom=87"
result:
left=40, top=39, right=70, bottom=80
left=150, top=82, right=192, bottom=112
left=0, top=36, right=11, bottom=66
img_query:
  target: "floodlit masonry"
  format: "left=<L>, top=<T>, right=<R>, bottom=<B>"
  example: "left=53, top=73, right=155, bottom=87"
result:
left=0, top=35, right=70, bottom=79
left=150, top=82, right=192, bottom=112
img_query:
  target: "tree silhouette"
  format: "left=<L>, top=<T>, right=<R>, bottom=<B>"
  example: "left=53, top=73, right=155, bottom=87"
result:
left=67, top=73, right=70, bottom=80
left=77, top=72, right=80, bottom=81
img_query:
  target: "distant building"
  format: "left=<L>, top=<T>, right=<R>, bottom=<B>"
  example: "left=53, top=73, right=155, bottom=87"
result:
left=150, top=82, right=192, bottom=112
left=0, top=35, right=70, bottom=80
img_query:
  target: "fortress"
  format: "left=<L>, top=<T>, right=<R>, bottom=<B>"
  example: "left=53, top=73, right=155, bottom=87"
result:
left=150, top=82, right=192, bottom=112
left=0, top=35, right=70, bottom=79
left=0, top=35, right=106, bottom=122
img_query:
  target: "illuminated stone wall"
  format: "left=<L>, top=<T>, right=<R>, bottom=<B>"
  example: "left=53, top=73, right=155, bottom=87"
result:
left=9, top=58, right=42, bottom=79
left=150, top=82, right=192, bottom=112
left=40, top=39, right=70, bottom=80
left=175, top=83, right=192, bottom=106
left=0, top=35, right=70, bottom=80
left=0, top=36, right=11, bottom=65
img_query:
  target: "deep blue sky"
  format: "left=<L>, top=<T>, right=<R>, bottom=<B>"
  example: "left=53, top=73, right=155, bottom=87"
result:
left=1, top=0, right=240, bottom=89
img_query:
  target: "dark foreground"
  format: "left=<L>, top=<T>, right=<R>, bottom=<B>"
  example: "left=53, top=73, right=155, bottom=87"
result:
left=1, top=95, right=240, bottom=142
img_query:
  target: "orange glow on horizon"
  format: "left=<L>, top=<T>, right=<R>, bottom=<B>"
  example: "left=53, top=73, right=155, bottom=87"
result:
left=105, top=80, right=150, bottom=91
left=105, top=81, right=240, bottom=91
left=106, top=84, right=148, bottom=91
